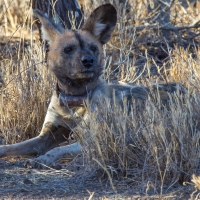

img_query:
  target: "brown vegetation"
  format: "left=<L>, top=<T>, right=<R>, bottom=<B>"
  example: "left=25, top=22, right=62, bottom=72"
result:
left=1, top=0, right=200, bottom=198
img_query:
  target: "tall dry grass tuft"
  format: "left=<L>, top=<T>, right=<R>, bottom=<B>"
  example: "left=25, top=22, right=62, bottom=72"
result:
left=0, top=0, right=32, bottom=37
left=0, top=41, right=54, bottom=144
left=0, top=0, right=54, bottom=144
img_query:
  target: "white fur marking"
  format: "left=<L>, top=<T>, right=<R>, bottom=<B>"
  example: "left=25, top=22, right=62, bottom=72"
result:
left=27, top=142, right=82, bottom=167
left=42, top=96, right=60, bottom=126
left=41, top=26, right=52, bottom=42
left=94, top=22, right=106, bottom=36
left=118, top=81, right=132, bottom=86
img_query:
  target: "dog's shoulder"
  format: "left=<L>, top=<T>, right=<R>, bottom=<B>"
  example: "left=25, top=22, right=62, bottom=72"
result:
left=90, top=83, right=149, bottom=108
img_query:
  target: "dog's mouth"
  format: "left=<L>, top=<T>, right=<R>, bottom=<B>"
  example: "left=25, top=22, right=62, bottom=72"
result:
left=59, top=93, right=89, bottom=107
left=70, top=70, right=95, bottom=79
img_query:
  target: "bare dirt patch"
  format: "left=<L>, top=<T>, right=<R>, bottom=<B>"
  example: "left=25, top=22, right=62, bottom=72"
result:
left=0, top=156, right=196, bottom=199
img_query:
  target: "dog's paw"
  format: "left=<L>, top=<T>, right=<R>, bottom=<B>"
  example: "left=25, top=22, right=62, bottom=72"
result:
left=24, top=155, right=61, bottom=170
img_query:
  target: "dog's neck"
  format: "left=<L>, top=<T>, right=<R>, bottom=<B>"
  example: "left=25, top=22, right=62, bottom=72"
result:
left=56, top=78, right=104, bottom=107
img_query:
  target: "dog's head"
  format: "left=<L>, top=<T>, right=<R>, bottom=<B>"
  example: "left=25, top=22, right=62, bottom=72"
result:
left=35, top=4, right=117, bottom=95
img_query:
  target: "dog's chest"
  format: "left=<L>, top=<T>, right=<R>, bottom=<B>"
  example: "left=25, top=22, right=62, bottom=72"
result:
left=58, top=104, right=87, bottom=128
left=70, top=106, right=86, bottom=120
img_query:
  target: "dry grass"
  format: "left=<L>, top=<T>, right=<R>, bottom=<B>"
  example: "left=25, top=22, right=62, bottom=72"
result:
left=1, top=0, right=200, bottom=197
left=78, top=46, right=200, bottom=193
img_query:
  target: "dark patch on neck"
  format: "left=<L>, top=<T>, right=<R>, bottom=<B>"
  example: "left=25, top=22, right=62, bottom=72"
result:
left=73, top=30, right=84, bottom=49
left=56, top=77, right=95, bottom=96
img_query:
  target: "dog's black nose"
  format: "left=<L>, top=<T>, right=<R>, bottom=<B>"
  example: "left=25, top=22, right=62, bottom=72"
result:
left=81, top=56, right=94, bottom=68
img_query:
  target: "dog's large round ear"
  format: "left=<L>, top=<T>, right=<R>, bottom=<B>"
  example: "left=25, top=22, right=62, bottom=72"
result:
left=81, top=4, right=117, bottom=45
left=34, top=9, right=65, bottom=45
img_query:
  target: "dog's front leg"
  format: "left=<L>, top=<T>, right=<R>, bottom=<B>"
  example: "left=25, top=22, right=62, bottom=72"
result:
left=0, top=94, right=72, bottom=158
left=24, top=142, right=82, bottom=169
left=0, top=123, right=71, bottom=157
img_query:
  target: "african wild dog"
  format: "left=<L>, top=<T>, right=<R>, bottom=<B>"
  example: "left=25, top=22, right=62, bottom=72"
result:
left=0, top=4, right=181, bottom=168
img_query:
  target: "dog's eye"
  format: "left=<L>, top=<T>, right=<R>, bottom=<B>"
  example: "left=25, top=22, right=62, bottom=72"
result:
left=89, top=45, right=97, bottom=52
left=64, top=46, right=74, bottom=54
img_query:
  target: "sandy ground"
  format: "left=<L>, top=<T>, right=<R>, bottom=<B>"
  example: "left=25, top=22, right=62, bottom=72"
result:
left=0, top=155, right=197, bottom=200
